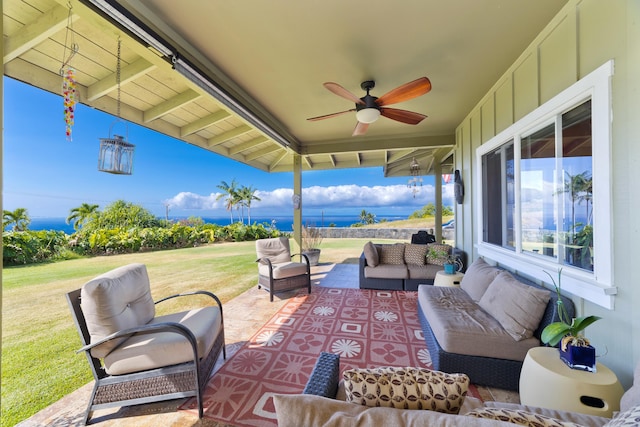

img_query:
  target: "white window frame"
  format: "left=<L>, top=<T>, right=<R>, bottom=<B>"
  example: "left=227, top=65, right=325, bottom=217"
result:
left=476, top=60, right=615, bottom=309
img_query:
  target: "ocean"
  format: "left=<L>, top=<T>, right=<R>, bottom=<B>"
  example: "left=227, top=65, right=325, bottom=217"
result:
left=25, top=215, right=409, bottom=234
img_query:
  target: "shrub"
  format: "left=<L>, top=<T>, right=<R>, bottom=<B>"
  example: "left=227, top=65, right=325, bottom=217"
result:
left=3, top=230, right=69, bottom=265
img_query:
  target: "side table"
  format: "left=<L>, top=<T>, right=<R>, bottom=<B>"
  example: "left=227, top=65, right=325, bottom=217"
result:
left=519, top=347, right=623, bottom=417
left=434, top=270, right=464, bottom=287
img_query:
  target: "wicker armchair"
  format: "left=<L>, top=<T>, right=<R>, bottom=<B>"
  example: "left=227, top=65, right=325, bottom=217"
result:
left=66, top=263, right=225, bottom=424
left=256, top=237, right=311, bottom=302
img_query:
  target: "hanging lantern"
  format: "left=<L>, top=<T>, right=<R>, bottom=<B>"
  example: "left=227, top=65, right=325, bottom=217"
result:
left=98, top=133, right=135, bottom=174
left=98, top=37, right=135, bottom=175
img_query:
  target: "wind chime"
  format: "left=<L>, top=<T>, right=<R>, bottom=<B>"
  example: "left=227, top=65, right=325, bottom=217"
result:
left=98, top=38, right=135, bottom=175
left=407, top=157, right=423, bottom=198
left=61, top=3, right=78, bottom=142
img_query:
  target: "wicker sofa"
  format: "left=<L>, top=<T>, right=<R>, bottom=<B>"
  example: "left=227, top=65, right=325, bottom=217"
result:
left=274, top=351, right=640, bottom=427
left=359, top=241, right=464, bottom=291
left=418, top=258, right=575, bottom=391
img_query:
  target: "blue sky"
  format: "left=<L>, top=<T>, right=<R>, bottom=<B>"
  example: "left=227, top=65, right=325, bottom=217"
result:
left=3, top=77, right=452, bottom=219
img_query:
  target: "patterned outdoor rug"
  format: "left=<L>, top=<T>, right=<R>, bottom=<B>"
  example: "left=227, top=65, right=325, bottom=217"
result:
left=180, top=286, right=480, bottom=426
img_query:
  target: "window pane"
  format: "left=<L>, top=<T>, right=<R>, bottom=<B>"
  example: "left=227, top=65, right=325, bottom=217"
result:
left=561, top=101, right=593, bottom=271
left=482, top=141, right=515, bottom=249
left=521, top=124, right=556, bottom=257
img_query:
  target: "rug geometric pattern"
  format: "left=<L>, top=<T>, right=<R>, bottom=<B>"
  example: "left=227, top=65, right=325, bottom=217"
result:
left=180, top=286, right=478, bottom=426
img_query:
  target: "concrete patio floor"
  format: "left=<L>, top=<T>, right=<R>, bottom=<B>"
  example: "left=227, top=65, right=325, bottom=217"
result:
left=17, top=263, right=519, bottom=426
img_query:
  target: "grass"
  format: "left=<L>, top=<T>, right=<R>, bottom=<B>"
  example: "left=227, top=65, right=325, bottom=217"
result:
left=1, top=237, right=402, bottom=426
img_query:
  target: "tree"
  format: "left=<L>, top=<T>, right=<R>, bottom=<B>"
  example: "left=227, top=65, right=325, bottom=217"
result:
left=82, top=200, right=159, bottom=231
left=359, top=209, right=376, bottom=225
left=216, top=179, right=239, bottom=223
left=3, top=208, right=31, bottom=231
left=238, top=185, right=261, bottom=224
left=66, top=203, right=100, bottom=231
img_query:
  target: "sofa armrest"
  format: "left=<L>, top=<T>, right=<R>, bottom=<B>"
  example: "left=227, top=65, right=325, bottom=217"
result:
left=302, top=352, right=340, bottom=398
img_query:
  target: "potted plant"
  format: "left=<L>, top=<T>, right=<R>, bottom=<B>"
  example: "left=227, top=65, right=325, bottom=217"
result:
left=301, top=225, right=323, bottom=266
left=427, top=247, right=457, bottom=274
left=541, top=269, right=601, bottom=372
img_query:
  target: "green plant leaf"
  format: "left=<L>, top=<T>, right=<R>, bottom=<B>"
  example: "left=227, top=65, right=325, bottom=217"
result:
left=571, top=315, right=601, bottom=334
left=541, top=322, right=572, bottom=346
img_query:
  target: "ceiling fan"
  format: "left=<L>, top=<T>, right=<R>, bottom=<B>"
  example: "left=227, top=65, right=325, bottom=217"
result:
left=307, top=77, right=431, bottom=136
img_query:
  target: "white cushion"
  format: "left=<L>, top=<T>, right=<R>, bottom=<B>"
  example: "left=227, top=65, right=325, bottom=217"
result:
left=103, top=305, right=222, bottom=375
left=259, top=261, right=308, bottom=279
left=81, top=263, right=155, bottom=358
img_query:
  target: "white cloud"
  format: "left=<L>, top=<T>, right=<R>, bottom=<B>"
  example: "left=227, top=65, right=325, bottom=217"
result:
left=165, top=184, right=455, bottom=213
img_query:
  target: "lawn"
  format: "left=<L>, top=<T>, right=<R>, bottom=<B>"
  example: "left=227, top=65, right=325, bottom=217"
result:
left=1, top=237, right=399, bottom=426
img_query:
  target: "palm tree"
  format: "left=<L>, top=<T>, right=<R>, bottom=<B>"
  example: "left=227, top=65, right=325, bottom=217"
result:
left=66, top=203, right=100, bottom=231
left=3, top=208, right=31, bottom=231
left=560, top=171, right=590, bottom=230
left=238, top=185, right=261, bottom=224
left=216, top=179, right=239, bottom=223
left=359, top=209, right=376, bottom=225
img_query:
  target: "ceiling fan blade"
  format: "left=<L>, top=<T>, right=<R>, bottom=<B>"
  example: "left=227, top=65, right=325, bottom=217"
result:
left=324, top=82, right=365, bottom=105
left=380, top=107, right=427, bottom=125
left=352, top=121, right=369, bottom=136
left=307, top=109, right=355, bottom=121
left=376, top=77, right=432, bottom=106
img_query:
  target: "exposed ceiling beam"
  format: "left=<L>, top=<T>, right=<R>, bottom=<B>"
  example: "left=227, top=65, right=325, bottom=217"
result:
left=180, top=110, right=231, bottom=137
left=269, top=151, right=289, bottom=172
left=229, top=136, right=268, bottom=155
left=302, top=134, right=455, bottom=155
left=4, top=4, right=74, bottom=64
left=303, top=156, right=313, bottom=169
left=206, top=124, right=252, bottom=147
left=245, top=144, right=283, bottom=162
left=329, top=154, right=336, bottom=167
left=87, top=57, right=155, bottom=101
left=143, top=89, right=200, bottom=122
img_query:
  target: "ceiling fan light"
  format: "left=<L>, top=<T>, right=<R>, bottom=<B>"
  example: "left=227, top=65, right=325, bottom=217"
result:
left=356, top=108, right=381, bottom=124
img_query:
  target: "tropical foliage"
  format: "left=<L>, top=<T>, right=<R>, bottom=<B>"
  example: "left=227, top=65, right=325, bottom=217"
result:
left=409, top=203, right=454, bottom=218
left=66, top=203, right=99, bottom=230
left=3, top=207, right=31, bottom=231
left=216, top=179, right=262, bottom=224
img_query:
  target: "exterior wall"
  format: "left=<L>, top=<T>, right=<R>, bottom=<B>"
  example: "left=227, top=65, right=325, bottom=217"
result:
left=454, top=0, right=640, bottom=387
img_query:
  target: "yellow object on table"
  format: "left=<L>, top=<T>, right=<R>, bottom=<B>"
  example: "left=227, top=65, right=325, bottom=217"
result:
left=519, top=347, right=623, bottom=417
left=434, top=270, right=464, bottom=287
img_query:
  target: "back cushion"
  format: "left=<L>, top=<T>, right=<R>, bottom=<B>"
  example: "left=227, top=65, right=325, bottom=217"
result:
left=380, top=244, right=406, bottom=265
left=81, top=263, right=155, bottom=358
left=256, top=237, right=292, bottom=264
left=478, top=271, right=551, bottom=341
left=363, top=241, right=380, bottom=267
left=404, top=244, right=427, bottom=266
left=460, top=258, right=501, bottom=301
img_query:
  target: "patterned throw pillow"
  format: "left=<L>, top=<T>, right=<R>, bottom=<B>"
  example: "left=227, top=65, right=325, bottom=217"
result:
left=466, top=408, right=585, bottom=427
left=426, top=243, right=451, bottom=266
left=606, top=404, right=640, bottom=427
left=404, top=244, right=427, bottom=266
left=343, top=367, right=469, bottom=413
left=379, top=244, right=406, bottom=265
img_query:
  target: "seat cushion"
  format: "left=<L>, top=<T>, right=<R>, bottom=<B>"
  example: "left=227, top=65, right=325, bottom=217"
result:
left=103, top=305, right=222, bottom=375
left=81, top=263, right=155, bottom=358
left=418, top=285, right=539, bottom=361
left=364, top=264, right=408, bottom=279
left=407, top=264, right=443, bottom=279
left=259, top=261, right=308, bottom=279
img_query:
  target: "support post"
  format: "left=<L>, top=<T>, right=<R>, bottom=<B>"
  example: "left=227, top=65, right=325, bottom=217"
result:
left=293, top=154, right=302, bottom=254
left=434, top=160, right=443, bottom=243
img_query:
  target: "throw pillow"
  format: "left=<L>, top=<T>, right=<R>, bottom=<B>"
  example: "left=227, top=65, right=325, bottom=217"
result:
left=425, top=243, right=451, bottom=266
left=379, top=244, right=406, bottom=265
left=466, top=407, right=584, bottom=427
left=605, top=404, right=640, bottom=427
left=478, top=271, right=551, bottom=341
left=363, top=241, right=380, bottom=267
left=460, top=257, right=501, bottom=301
left=343, top=367, right=469, bottom=413
left=404, top=244, right=428, bottom=266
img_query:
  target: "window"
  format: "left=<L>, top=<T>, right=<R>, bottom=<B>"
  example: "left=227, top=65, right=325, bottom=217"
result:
left=476, top=61, right=613, bottom=309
